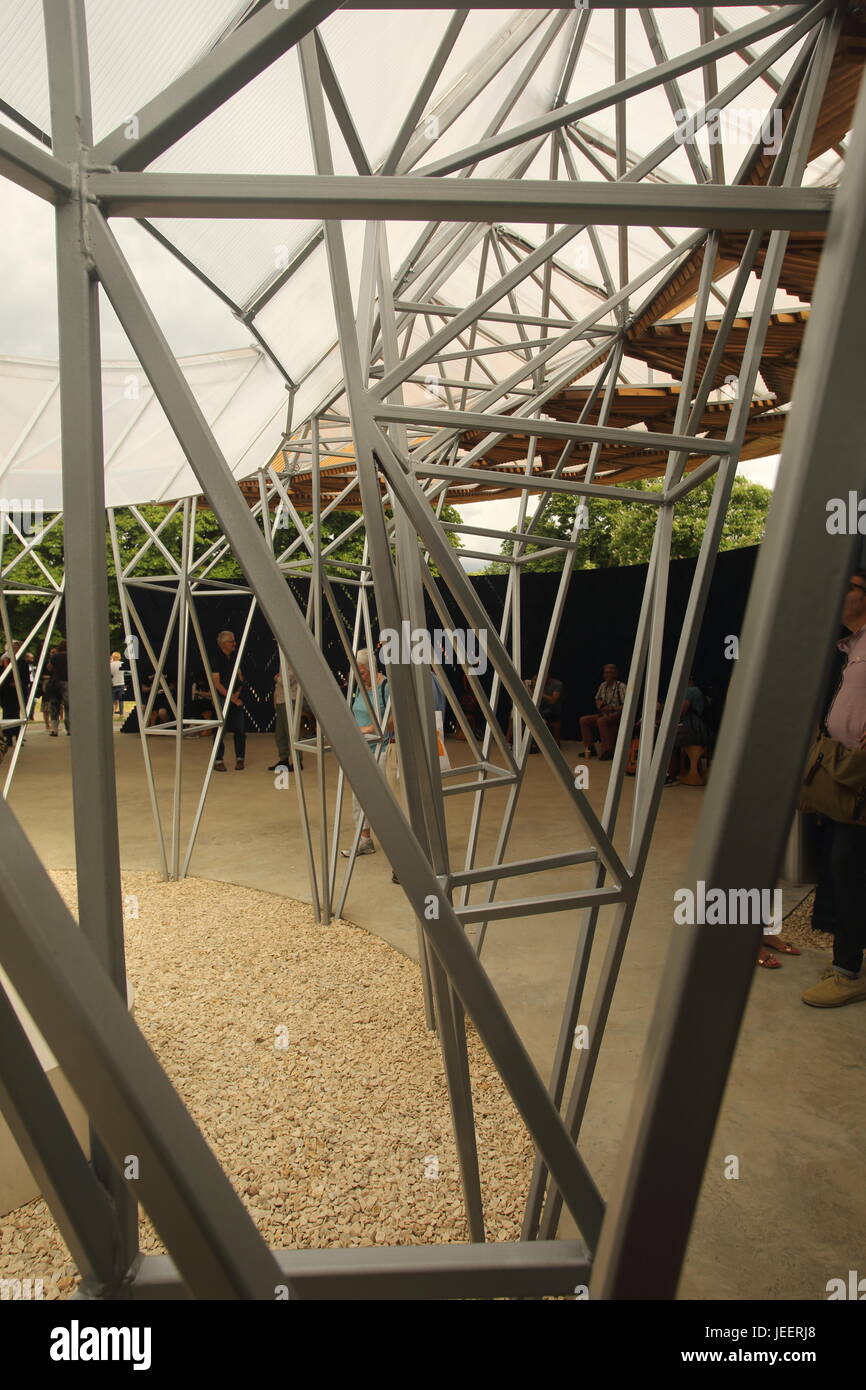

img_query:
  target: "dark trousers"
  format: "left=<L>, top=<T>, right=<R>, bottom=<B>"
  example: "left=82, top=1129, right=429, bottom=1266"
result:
left=49, top=682, right=69, bottom=733
left=216, top=703, right=246, bottom=761
left=811, top=817, right=866, bottom=976
left=274, top=702, right=290, bottom=764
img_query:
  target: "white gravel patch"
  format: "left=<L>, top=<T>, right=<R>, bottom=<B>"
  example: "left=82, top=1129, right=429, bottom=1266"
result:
left=1, top=871, right=534, bottom=1298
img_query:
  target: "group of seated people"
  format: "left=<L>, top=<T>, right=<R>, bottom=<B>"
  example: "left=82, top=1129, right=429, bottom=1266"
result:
left=131, top=638, right=712, bottom=790
left=519, top=662, right=630, bottom=758
left=527, top=661, right=711, bottom=784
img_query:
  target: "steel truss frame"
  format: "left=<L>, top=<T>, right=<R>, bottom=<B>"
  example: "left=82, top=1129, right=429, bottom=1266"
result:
left=0, top=512, right=64, bottom=792
left=0, top=0, right=862, bottom=1299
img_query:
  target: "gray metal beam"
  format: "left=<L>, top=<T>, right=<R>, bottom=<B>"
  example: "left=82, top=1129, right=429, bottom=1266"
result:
left=90, top=172, right=833, bottom=230
left=89, top=207, right=607, bottom=1250
left=376, top=402, right=737, bottom=457
left=538, top=15, right=842, bottom=1250
left=412, top=463, right=666, bottom=505
left=91, top=0, right=346, bottom=171
left=44, top=0, right=139, bottom=1294
left=300, top=39, right=487, bottom=1239
left=0, top=120, right=73, bottom=201
left=591, top=9, right=855, bottom=1300
left=0, top=799, right=290, bottom=1299
left=0, top=981, right=117, bottom=1290
left=413, top=4, right=816, bottom=177
left=132, top=1239, right=591, bottom=1300
left=381, top=10, right=469, bottom=175
left=373, top=0, right=823, bottom=409
left=393, top=301, right=582, bottom=329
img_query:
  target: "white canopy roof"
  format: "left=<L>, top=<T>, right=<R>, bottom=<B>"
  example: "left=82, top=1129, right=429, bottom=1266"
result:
left=0, top=3, right=842, bottom=507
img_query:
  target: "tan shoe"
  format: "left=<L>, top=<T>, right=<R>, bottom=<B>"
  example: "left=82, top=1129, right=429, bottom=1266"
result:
left=802, top=972, right=866, bottom=1008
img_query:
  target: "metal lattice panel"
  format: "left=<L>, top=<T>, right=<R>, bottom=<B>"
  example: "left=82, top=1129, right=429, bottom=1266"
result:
left=0, top=1, right=863, bottom=1300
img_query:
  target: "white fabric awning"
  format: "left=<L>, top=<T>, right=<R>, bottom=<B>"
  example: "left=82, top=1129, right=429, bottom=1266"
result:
left=0, top=4, right=843, bottom=506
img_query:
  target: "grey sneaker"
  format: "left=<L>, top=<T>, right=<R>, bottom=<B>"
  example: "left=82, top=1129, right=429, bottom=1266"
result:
left=342, top=839, right=375, bottom=858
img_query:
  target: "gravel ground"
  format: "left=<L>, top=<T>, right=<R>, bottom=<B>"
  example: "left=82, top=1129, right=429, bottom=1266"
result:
left=780, top=890, right=832, bottom=954
left=1, top=871, right=533, bottom=1299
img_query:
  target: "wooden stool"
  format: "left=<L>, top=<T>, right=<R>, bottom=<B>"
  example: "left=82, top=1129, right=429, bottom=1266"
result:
left=679, top=745, right=708, bottom=786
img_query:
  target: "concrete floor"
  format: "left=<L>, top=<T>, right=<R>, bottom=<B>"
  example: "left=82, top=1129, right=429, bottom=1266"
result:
left=9, top=722, right=865, bottom=1300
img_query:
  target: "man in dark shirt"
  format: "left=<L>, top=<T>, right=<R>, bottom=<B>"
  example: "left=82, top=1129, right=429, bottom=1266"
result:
left=211, top=630, right=246, bottom=771
left=525, top=673, right=564, bottom=751
left=45, top=639, right=69, bottom=735
left=0, top=647, right=22, bottom=722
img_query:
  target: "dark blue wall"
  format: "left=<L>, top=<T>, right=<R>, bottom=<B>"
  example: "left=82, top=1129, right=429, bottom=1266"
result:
left=123, top=546, right=760, bottom=740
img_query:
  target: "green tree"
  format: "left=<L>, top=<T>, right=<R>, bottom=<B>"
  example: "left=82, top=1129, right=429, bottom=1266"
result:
left=272, top=503, right=464, bottom=578
left=4, top=505, right=244, bottom=647
left=3, top=501, right=465, bottom=644
left=485, top=475, right=771, bottom=573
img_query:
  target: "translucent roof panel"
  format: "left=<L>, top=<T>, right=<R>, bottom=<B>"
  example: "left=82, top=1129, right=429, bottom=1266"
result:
left=0, top=5, right=853, bottom=507
left=0, top=0, right=246, bottom=141
left=0, top=349, right=286, bottom=511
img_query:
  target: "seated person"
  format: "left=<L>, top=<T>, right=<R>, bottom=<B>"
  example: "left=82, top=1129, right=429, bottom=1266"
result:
left=665, top=676, right=710, bottom=785
left=141, top=671, right=174, bottom=726
left=456, top=669, right=485, bottom=740
left=580, top=663, right=626, bottom=761
left=190, top=676, right=216, bottom=734
left=525, top=674, right=564, bottom=751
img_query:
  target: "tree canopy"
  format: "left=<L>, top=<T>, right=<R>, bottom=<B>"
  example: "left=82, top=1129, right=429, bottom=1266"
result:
left=484, top=475, right=772, bottom=574
left=2, top=501, right=464, bottom=646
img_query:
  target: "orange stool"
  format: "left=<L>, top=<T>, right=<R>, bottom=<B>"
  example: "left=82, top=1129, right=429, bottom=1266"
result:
left=679, top=745, right=708, bottom=786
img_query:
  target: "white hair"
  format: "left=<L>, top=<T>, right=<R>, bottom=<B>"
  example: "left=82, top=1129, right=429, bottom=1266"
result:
left=217, top=630, right=235, bottom=644
left=355, top=647, right=375, bottom=671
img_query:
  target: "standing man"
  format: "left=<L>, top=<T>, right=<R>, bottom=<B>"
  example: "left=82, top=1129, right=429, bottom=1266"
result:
left=46, top=639, right=69, bottom=736
left=0, top=641, right=29, bottom=724
left=580, top=662, right=626, bottom=761
left=268, top=653, right=303, bottom=774
left=211, top=629, right=246, bottom=772
left=0, top=647, right=19, bottom=724
left=802, top=570, right=866, bottom=1008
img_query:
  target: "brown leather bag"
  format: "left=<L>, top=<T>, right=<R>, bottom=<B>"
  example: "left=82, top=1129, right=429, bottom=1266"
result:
left=800, top=732, right=866, bottom=824
left=625, top=736, right=639, bottom=776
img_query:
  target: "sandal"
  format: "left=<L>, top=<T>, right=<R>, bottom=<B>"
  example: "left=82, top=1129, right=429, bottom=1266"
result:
left=757, top=949, right=781, bottom=970
left=762, top=936, right=801, bottom=956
